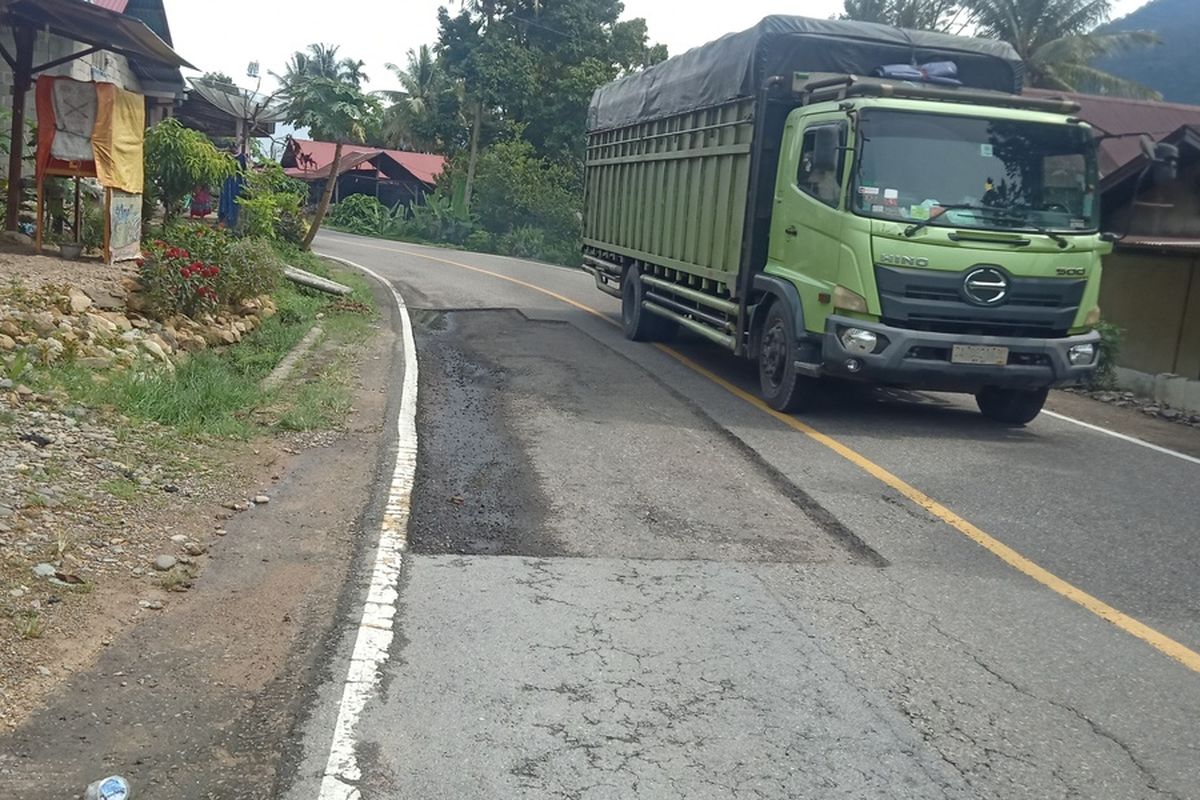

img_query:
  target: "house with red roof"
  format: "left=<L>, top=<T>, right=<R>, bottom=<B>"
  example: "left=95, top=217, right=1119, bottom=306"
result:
left=1027, top=90, right=1200, bottom=405
left=280, top=137, right=446, bottom=211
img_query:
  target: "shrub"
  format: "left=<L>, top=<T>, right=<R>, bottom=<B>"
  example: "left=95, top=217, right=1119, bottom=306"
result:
left=330, top=195, right=390, bottom=236
left=1091, top=320, right=1124, bottom=389
left=144, top=119, right=237, bottom=227
left=164, top=222, right=234, bottom=266
left=464, top=229, right=496, bottom=254
left=399, top=191, right=475, bottom=245
left=141, top=240, right=221, bottom=317
left=221, top=238, right=283, bottom=304
left=497, top=226, right=546, bottom=260
left=238, top=164, right=309, bottom=244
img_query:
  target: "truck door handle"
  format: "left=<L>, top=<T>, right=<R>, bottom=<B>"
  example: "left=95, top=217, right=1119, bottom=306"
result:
left=784, top=225, right=798, bottom=237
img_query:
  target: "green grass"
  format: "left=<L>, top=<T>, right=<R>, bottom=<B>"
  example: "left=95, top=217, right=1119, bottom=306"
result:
left=21, top=259, right=377, bottom=441
left=101, top=479, right=139, bottom=500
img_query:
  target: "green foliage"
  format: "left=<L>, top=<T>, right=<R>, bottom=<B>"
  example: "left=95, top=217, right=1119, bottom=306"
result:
left=222, top=238, right=284, bottom=304
left=144, top=119, right=237, bottom=227
left=238, top=163, right=309, bottom=244
left=280, top=73, right=379, bottom=144
left=963, top=0, right=1161, bottom=97
left=398, top=190, right=476, bottom=246
left=1091, top=320, right=1124, bottom=389
left=841, top=0, right=964, bottom=31
left=141, top=238, right=222, bottom=317
left=380, top=46, right=466, bottom=152
left=330, top=194, right=391, bottom=236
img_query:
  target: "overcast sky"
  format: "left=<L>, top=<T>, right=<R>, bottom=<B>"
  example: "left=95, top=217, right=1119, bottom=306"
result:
left=163, top=0, right=1155, bottom=95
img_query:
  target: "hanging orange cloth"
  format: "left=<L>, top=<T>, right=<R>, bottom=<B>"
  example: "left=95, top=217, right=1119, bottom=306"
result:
left=92, top=83, right=145, bottom=195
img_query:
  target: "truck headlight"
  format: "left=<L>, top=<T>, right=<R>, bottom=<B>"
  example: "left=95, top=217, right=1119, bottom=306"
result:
left=1069, top=343, right=1097, bottom=365
left=833, top=285, right=868, bottom=314
left=840, top=327, right=879, bottom=354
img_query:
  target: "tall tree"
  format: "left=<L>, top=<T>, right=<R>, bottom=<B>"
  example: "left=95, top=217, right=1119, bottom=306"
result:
left=280, top=74, right=379, bottom=249
left=841, top=0, right=966, bottom=32
left=964, top=0, right=1160, bottom=96
left=278, top=43, right=369, bottom=89
left=377, top=46, right=465, bottom=152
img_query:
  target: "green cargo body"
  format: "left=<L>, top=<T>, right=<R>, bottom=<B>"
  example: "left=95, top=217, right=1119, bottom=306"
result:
left=584, top=99, right=755, bottom=296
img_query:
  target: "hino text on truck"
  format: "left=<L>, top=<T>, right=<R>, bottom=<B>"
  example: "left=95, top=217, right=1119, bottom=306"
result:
left=581, top=17, right=1174, bottom=424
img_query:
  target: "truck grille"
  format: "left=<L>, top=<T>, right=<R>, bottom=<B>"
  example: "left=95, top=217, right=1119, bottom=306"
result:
left=875, top=265, right=1085, bottom=339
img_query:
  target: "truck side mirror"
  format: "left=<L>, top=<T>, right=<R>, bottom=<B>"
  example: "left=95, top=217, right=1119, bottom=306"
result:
left=812, top=127, right=839, bottom=172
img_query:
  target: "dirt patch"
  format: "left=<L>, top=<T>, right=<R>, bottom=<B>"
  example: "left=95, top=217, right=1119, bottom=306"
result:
left=0, top=247, right=134, bottom=307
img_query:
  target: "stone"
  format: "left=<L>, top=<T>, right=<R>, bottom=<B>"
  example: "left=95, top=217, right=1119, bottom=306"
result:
left=254, top=494, right=271, bottom=505
left=138, top=600, right=164, bottom=611
left=32, top=563, right=56, bottom=578
left=77, top=357, right=112, bottom=369
left=140, top=339, right=168, bottom=362
left=129, top=315, right=150, bottom=329
left=125, top=293, right=147, bottom=313
left=100, top=312, right=133, bottom=332
left=83, top=313, right=118, bottom=335
left=1160, top=409, right=1182, bottom=421
left=147, top=333, right=174, bottom=355
left=219, top=328, right=238, bottom=345
left=16, top=384, right=33, bottom=397
left=31, top=311, right=57, bottom=336
left=152, top=555, right=177, bottom=571
left=121, top=277, right=143, bottom=293
left=0, top=333, right=14, bottom=351
left=0, top=319, right=21, bottom=337
left=178, top=335, right=207, bottom=353
left=66, top=289, right=93, bottom=314
left=36, top=666, right=51, bottom=677
left=184, top=542, right=207, bottom=557
left=169, top=534, right=188, bottom=544
left=0, top=230, right=33, bottom=246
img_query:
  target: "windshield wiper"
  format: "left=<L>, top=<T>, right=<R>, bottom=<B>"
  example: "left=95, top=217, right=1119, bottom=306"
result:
left=902, top=204, right=1013, bottom=238
left=903, top=204, right=1072, bottom=248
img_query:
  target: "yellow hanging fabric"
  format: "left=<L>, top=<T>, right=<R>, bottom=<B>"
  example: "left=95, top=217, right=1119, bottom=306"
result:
left=92, top=83, right=145, bottom=194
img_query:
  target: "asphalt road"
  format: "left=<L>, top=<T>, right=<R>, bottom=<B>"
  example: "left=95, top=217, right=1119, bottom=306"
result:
left=291, top=231, right=1200, bottom=800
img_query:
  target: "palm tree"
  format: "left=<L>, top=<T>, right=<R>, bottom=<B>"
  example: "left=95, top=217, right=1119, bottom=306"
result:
left=964, top=0, right=1160, bottom=97
left=278, top=44, right=369, bottom=89
left=378, top=46, right=443, bottom=151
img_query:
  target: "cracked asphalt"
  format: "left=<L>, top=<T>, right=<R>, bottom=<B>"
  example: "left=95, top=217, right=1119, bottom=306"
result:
left=292, top=232, right=1200, bottom=799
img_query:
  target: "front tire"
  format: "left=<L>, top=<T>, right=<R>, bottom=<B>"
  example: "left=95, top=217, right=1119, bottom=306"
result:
left=975, top=386, right=1048, bottom=425
left=757, top=301, right=817, bottom=412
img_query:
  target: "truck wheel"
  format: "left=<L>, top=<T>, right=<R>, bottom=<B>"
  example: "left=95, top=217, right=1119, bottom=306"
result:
left=758, top=302, right=816, bottom=412
left=975, top=386, right=1049, bottom=425
left=621, top=269, right=675, bottom=341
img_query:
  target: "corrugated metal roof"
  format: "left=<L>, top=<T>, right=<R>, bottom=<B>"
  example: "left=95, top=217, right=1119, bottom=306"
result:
left=283, top=139, right=445, bottom=186
left=1026, top=89, right=1200, bottom=176
left=88, top=0, right=131, bottom=11
left=4, top=0, right=193, bottom=69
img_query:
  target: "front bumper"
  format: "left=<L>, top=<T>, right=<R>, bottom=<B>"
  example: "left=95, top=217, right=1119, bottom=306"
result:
left=819, top=315, right=1100, bottom=392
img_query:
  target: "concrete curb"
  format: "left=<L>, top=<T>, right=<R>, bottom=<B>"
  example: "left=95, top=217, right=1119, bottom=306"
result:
left=261, top=325, right=324, bottom=391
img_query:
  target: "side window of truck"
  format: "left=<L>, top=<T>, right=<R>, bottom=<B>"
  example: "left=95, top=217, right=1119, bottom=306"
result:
left=796, top=124, right=847, bottom=208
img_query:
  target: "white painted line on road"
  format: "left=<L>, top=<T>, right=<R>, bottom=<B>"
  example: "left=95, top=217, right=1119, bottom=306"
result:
left=313, top=254, right=419, bottom=800
left=1043, top=411, right=1200, bottom=466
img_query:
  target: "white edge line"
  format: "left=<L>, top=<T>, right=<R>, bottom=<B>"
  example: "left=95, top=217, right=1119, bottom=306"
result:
left=313, top=252, right=418, bottom=800
left=1043, top=410, right=1200, bottom=466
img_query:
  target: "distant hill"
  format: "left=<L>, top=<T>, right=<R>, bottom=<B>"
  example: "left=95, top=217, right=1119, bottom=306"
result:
left=1096, top=0, right=1200, bottom=104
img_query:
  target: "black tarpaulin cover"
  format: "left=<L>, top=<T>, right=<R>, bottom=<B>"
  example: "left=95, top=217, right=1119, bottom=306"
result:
left=588, top=16, right=1024, bottom=131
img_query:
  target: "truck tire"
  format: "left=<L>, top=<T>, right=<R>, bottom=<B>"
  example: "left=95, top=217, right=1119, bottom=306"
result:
left=975, top=386, right=1049, bottom=425
left=757, top=301, right=817, bottom=412
left=621, top=269, right=675, bottom=342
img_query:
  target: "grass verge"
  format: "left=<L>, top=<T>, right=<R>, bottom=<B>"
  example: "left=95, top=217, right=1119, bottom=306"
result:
left=25, top=256, right=378, bottom=440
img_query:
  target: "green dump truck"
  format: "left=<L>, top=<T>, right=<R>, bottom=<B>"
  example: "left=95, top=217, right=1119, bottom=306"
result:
left=582, top=16, right=1111, bottom=424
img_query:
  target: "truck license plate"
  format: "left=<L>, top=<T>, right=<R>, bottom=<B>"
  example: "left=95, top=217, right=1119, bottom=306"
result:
left=951, top=344, right=1008, bottom=366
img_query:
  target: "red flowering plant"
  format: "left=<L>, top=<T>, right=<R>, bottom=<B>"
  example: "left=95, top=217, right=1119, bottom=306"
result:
left=140, top=238, right=222, bottom=317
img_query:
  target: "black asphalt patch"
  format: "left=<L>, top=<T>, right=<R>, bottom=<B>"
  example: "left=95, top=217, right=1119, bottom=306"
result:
left=410, top=309, right=872, bottom=564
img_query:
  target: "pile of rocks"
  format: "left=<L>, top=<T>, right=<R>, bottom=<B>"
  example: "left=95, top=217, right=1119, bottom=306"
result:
left=1063, top=387, right=1200, bottom=427
left=0, top=281, right=277, bottom=373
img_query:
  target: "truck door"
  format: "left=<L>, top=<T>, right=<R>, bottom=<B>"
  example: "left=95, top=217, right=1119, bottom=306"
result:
left=770, top=116, right=848, bottom=313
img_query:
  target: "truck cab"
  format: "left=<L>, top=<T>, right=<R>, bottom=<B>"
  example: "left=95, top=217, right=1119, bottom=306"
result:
left=756, top=86, right=1107, bottom=422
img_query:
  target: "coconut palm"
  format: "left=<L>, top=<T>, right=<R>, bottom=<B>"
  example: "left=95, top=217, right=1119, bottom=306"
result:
left=964, top=0, right=1160, bottom=97
left=278, top=44, right=369, bottom=89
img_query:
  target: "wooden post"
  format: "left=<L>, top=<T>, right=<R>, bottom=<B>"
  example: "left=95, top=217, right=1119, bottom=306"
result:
left=73, top=176, right=81, bottom=243
left=34, top=175, right=43, bottom=252
left=103, top=188, right=112, bottom=265
left=5, top=24, right=35, bottom=232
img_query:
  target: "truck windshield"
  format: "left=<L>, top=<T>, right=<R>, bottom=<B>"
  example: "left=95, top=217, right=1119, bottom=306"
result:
left=852, top=109, right=1099, bottom=234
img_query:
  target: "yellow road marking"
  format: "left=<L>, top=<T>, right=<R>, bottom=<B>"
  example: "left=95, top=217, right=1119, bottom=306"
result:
left=326, top=237, right=1200, bottom=674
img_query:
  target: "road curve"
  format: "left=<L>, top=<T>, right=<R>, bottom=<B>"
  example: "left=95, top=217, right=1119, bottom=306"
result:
left=292, top=230, right=1200, bottom=800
